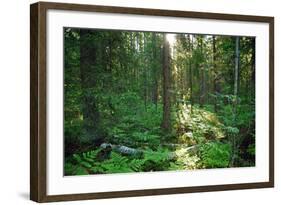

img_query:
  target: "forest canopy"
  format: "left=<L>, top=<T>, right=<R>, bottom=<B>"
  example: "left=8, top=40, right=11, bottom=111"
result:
left=64, top=28, right=255, bottom=176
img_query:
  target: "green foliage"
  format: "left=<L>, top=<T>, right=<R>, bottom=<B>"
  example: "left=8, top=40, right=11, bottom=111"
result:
left=131, top=132, right=161, bottom=146
left=64, top=119, right=83, bottom=142
left=173, top=148, right=200, bottom=170
left=64, top=163, right=89, bottom=175
left=142, top=148, right=171, bottom=171
left=99, top=152, right=134, bottom=173
left=65, top=147, right=177, bottom=175
left=64, top=28, right=256, bottom=175
left=176, top=104, right=225, bottom=145
left=104, top=94, right=163, bottom=147
left=199, top=142, right=231, bottom=168
left=247, top=144, right=255, bottom=156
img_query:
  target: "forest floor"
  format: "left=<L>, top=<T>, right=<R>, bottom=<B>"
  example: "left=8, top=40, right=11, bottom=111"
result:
left=64, top=103, right=249, bottom=176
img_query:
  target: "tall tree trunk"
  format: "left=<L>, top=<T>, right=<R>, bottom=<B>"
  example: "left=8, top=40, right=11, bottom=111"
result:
left=135, top=32, right=140, bottom=82
left=162, top=34, right=171, bottom=132
left=199, top=36, right=205, bottom=107
left=212, top=36, right=218, bottom=112
left=250, top=38, right=255, bottom=100
left=200, top=67, right=206, bottom=106
left=152, top=33, right=158, bottom=110
left=143, top=33, right=148, bottom=111
left=231, top=36, right=240, bottom=167
left=234, top=37, right=240, bottom=97
left=188, top=34, right=193, bottom=113
left=80, top=29, right=102, bottom=145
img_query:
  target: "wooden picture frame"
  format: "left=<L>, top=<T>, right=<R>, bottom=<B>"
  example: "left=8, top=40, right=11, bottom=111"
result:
left=30, top=1, right=274, bottom=202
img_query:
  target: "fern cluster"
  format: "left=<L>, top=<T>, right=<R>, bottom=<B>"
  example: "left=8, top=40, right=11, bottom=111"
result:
left=175, top=104, right=225, bottom=146
left=198, top=142, right=231, bottom=168
left=65, top=103, right=237, bottom=176
left=65, top=147, right=175, bottom=176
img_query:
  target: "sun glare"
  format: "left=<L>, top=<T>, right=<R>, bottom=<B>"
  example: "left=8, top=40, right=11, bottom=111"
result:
left=166, top=34, right=176, bottom=47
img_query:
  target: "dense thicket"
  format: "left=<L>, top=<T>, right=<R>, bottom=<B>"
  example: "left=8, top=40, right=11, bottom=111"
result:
left=64, top=28, right=255, bottom=175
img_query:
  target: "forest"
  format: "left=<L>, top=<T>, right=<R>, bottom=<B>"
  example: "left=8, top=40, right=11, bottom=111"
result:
left=64, top=28, right=255, bottom=176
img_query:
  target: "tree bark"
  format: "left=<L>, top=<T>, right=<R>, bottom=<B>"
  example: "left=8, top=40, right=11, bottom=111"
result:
left=230, top=36, right=240, bottom=167
left=152, top=33, right=158, bottom=109
left=80, top=29, right=102, bottom=144
left=212, top=36, right=219, bottom=112
left=188, top=34, right=193, bottom=113
left=199, top=36, right=206, bottom=107
left=250, top=38, right=255, bottom=99
left=143, top=33, right=148, bottom=111
left=162, top=34, right=171, bottom=132
left=234, top=37, right=240, bottom=97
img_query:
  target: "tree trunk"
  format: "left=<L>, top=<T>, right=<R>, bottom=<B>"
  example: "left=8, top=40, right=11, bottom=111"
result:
left=234, top=37, right=240, bottom=97
left=199, top=36, right=205, bottom=107
left=230, top=36, right=240, bottom=167
left=143, top=33, right=148, bottom=111
left=188, top=34, right=193, bottom=113
left=212, top=36, right=218, bottom=112
left=162, top=34, right=171, bottom=132
left=250, top=38, right=255, bottom=99
left=80, top=29, right=102, bottom=144
left=152, top=33, right=158, bottom=109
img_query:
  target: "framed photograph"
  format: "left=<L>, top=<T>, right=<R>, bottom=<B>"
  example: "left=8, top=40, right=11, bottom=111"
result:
left=30, top=1, right=274, bottom=202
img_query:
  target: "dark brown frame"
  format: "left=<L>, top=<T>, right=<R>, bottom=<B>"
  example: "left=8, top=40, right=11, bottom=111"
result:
left=30, top=1, right=274, bottom=202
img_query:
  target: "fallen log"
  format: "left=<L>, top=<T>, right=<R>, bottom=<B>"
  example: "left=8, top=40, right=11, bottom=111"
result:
left=100, top=143, right=143, bottom=157
left=100, top=143, right=199, bottom=160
